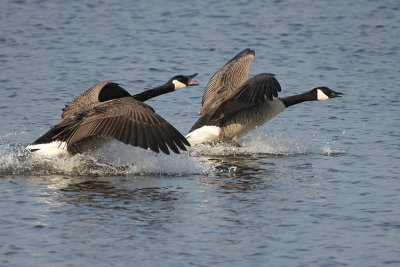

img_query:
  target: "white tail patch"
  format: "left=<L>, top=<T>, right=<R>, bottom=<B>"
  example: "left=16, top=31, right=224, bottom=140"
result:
left=26, top=141, right=69, bottom=156
left=186, top=126, right=221, bottom=144
left=317, top=89, right=330, bottom=100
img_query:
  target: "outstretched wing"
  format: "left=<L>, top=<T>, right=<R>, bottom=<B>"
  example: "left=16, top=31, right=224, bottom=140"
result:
left=61, top=82, right=131, bottom=119
left=205, top=73, right=282, bottom=125
left=56, top=97, right=189, bottom=154
left=200, top=48, right=255, bottom=115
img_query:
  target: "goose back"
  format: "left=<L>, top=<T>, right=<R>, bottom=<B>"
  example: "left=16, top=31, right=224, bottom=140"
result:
left=62, top=82, right=131, bottom=119
left=194, top=73, right=281, bottom=129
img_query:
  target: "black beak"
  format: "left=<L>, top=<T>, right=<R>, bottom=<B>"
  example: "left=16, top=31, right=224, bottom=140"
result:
left=186, top=73, right=200, bottom=86
left=330, top=91, right=343, bottom=98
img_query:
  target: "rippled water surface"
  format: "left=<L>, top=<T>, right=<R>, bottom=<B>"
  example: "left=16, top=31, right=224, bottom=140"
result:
left=1, top=0, right=400, bottom=266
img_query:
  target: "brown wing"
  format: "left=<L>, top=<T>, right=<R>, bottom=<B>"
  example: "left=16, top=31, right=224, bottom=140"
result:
left=205, top=73, right=282, bottom=125
left=57, top=97, right=189, bottom=154
left=61, top=81, right=131, bottom=119
left=200, top=48, right=255, bottom=115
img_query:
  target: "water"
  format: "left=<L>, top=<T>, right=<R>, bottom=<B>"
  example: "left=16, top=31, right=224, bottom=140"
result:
left=1, top=0, right=399, bottom=266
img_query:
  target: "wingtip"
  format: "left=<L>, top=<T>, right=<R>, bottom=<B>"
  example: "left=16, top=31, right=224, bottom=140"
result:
left=238, top=48, right=255, bottom=58
left=243, top=48, right=255, bottom=55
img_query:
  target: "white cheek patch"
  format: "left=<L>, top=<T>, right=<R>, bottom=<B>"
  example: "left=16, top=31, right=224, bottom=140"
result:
left=317, top=89, right=330, bottom=100
left=172, top=80, right=186, bottom=90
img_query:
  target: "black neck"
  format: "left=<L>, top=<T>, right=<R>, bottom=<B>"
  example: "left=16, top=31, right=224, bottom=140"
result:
left=280, top=90, right=316, bottom=108
left=132, top=83, right=173, bottom=102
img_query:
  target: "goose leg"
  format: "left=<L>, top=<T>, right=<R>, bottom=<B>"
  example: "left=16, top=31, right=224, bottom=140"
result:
left=232, top=136, right=241, bottom=147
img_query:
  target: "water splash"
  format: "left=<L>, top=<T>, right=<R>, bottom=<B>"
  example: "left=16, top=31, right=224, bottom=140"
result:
left=0, top=132, right=341, bottom=176
left=187, top=131, right=342, bottom=157
left=0, top=141, right=207, bottom=176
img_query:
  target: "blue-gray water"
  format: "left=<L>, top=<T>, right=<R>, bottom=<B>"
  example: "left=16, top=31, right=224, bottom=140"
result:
left=1, top=0, right=399, bottom=266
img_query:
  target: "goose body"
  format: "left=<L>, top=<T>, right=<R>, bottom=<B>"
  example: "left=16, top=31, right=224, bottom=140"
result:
left=187, top=98, right=286, bottom=144
left=186, top=49, right=341, bottom=145
left=27, top=74, right=199, bottom=156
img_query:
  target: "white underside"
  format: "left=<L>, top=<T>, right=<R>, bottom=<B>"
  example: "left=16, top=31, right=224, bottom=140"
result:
left=185, top=126, right=221, bottom=145
left=26, top=141, right=70, bottom=156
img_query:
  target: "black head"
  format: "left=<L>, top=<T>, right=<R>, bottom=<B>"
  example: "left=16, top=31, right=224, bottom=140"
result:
left=313, top=87, right=342, bottom=100
left=169, top=73, right=200, bottom=90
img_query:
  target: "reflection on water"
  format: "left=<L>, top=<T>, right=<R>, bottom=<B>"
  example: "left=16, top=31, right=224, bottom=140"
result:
left=196, top=154, right=280, bottom=196
left=40, top=175, right=182, bottom=207
left=27, top=175, right=186, bottom=236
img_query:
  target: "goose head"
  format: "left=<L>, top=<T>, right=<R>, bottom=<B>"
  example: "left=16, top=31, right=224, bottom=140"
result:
left=169, top=73, right=200, bottom=90
left=313, top=87, right=342, bottom=100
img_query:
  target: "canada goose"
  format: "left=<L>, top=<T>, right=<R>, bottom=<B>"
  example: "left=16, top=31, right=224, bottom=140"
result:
left=27, top=74, right=199, bottom=156
left=186, top=49, right=342, bottom=144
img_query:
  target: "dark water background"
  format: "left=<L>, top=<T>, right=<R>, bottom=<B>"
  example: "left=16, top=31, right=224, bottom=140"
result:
left=1, top=0, right=399, bottom=266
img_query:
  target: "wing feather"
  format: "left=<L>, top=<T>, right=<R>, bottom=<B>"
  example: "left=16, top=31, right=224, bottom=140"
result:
left=55, top=97, right=188, bottom=154
left=200, top=48, right=255, bottom=115
left=206, top=73, right=282, bottom=125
